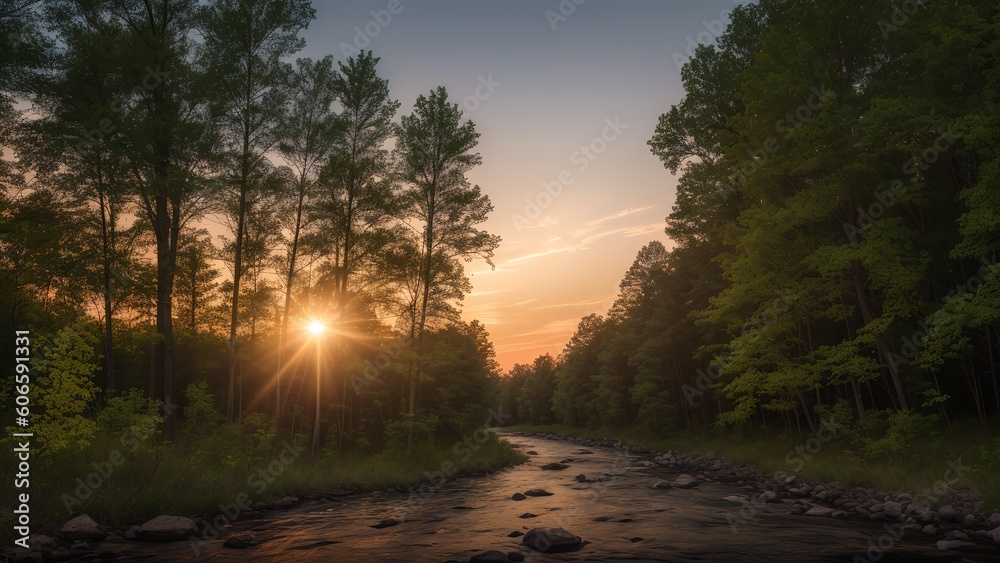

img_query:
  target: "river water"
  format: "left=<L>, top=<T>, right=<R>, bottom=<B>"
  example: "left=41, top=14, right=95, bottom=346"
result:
left=96, top=432, right=1000, bottom=562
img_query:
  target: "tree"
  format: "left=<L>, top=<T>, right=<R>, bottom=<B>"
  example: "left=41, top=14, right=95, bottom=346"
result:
left=198, top=0, right=314, bottom=422
left=33, top=322, right=101, bottom=456
left=273, top=55, right=338, bottom=424
left=174, top=229, right=221, bottom=333
left=395, top=86, right=500, bottom=450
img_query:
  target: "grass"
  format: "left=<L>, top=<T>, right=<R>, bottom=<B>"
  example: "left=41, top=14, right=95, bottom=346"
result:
left=505, top=419, right=1000, bottom=513
left=0, top=430, right=526, bottom=544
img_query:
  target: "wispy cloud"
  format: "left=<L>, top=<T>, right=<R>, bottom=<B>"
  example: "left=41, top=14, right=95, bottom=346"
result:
left=583, top=205, right=658, bottom=227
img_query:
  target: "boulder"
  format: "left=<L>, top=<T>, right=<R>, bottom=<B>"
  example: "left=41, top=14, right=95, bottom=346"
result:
left=937, top=505, right=957, bottom=522
left=803, top=506, right=836, bottom=517
left=61, top=515, right=106, bottom=541
left=522, top=527, right=583, bottom=553
left=137, top=516, right=198, bottom=541
left=671, top=474, right=699, bottom=489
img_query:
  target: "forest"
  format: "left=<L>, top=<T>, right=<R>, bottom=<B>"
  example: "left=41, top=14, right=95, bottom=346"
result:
left=503, top=0, right=1000, bottom=499
left=1, top=0, right=512, bottom=535
left=4, top=0, right=1000, bottom=554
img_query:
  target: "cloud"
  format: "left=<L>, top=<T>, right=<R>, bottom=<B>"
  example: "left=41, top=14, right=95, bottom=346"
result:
left=583, top=205, right=658, bottom=227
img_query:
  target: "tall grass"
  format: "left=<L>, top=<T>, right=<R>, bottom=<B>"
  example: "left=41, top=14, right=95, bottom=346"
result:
left=508, top=417, right=1000, bottom=512
left=0, top=430, right=524, bottom=544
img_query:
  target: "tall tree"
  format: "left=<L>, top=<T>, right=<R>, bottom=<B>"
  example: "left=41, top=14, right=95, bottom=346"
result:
left=198, top=0, right=314, bottom=422
left=395, top=87, right=500, bottom=450
left=273, top=55, right=338, bottom=424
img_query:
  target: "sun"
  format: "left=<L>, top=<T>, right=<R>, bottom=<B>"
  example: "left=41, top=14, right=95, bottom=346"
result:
left=307, top=320, right=326, bottom=335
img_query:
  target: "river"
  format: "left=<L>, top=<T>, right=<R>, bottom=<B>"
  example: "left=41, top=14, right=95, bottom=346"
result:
left=91, top=432, right=1000, bottom=562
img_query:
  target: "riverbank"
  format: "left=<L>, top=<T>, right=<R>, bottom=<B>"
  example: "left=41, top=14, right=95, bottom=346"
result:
left=505, top=423, right=1000, bottom=513
left=2, top=432, right=526, bottom=553
left=505, top=427, right=1000, bottom=552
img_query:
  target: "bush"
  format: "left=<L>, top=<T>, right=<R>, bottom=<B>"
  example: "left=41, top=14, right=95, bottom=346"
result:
left=854, top=409, right=939, bottom=461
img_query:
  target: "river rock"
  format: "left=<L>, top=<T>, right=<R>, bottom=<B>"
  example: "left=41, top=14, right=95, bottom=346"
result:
left=937, top=505, right=957, bottom=522
left=882, top=501, right=903, bottom=519
left=507, top=552, right=525, bottom=562
left=524, top=489, right=553, bottom=497
left=575, top=474, right=588, bottom=482
left=922, top=524, right=937, bottom=535
left=124, top=525, right=140, bottom=539
left=803, top=506, right=835, bottom=517
left=471, top=550, right=508, bottom=562
left=723, top=496, right=745, bottom=504
left=371, top=519, right=399, bottom=529
left=989, top=526, right=1000, bottom=543
left=137, top=516, right=198, bottom=541
left=759, top=490, right=779, bottom=503
left=788, top=486, right=812, bottom=497
left=519, top=513, right=537, bottom=519
left=671, top=474, right=699, bottom=489
left=507, top=531, right=524, bottom=537
left=540, top=463, right=569, bottom=470
left=989, top=513, right=1000, bottom=528
left=511, top=493, right=526, bottom=501
left=522, top=527, right=583, bottom=553
left=61, top=515, right=106, bottom=541
left=652, top=480, right=672, bottom=490
left=962, top=514, right=976, bottom=527
left=936, top=539, right=974, bottom=551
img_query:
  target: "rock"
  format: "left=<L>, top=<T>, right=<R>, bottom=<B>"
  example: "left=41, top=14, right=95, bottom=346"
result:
left=759, top=491, right=779, bottom=504
left=882, top=501, right=902, bottom=519
left=512, top=493, right=527, bottom=501
left=790, top=504, right=808, bottom=516
left=788, top=486, right=813, bottom=497
left=831, top=511, right=847, bottom=519
left=988, top=513, right=1000, bottom=528
left=525, top=451, right=538, bottom=455
left=937, top=505, right=957, bottom=522
left=276, top=495, right=299, bottom=508
left=507, top=531, right=524, bottom=537
left=785, top=475, right=797, bottom=484
left=507, top=552, right=525, bottom=562
left=652, top=480, right=672, bottom=490
left=630, top=536, right=644, bottom=542
left=723, top=496, right=746, bottom=504
left=918, top=510, right=936, bottom=524
left=523, top=489, right=553, bottom=497
left=671, top=474, right=699, bottom=489
left=575, top=474, right=588, bottom=483
left=988, top=526, right=1000, bottom=543
left=540, top=463, right=569, bottom=471
left=522, top=527, right=583, bottom=553
left=936, top=539, right=974, bottom=551
left=61, top=515, right=106, bottom=541
left=124, top=526, right=140, bottom=540
left=470, top=550, right=508, bottom=562
left=803, top=506, right=836, bottom=517
left=370, top=519, right=399, bottom=529
left=922, top=524, right=937, bottom=535
left=895, top=493, right=913, bottom=503
left=962, top=514, right=976, bottom=527
left=223, top=536, right=249, bottom=549
left=945, top=530, right=969, bottom=541
left=137, top=516, right=198, bottom=541
left=519, top=513, right=538, bottom=519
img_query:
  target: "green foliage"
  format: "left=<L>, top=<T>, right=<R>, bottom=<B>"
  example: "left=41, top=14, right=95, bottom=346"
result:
left=33, top=323, right=101, bottom=456
left=182, top=380, right=222, bottom=438
left=853, top=409, right=939, bottom=462
left=97, top=388, right=162, bottom=446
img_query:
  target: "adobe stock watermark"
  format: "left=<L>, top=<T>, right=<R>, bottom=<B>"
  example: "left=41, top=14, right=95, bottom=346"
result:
left=889, top=254, right=997, bottom=370
left=460, top=75, right=501, bottom=115
left=545, top=0, right=586, bottom=31
left=671, top=0, right=742, bottom=70
left=878, top=0, right=929, bottom=38
left=188, top=440, right=306, bottom=556
left=727, top=417, right=841, bottom=533
left=339, top=0, right=410, bottom=58
left=512, top=117, right=629, bottom=231
left=843, top=128, right=957, bottom=240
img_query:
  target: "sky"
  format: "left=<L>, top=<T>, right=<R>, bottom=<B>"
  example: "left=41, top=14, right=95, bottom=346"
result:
left=298, top=0, right=744, bottom=371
